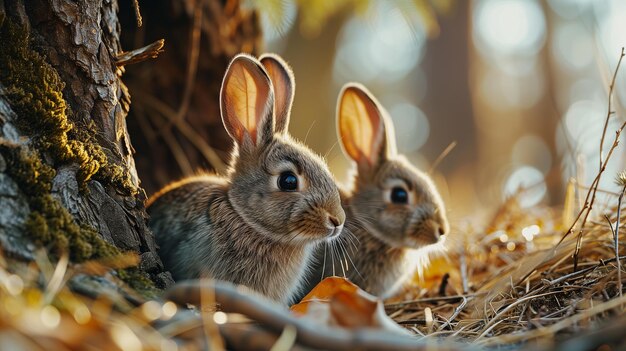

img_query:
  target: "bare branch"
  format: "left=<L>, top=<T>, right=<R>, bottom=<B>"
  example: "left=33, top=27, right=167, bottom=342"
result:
left=115, top=39, right=165, bottom=66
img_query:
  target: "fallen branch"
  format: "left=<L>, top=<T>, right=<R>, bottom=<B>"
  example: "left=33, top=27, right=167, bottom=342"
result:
left=164, top=280, right=476, bottom=351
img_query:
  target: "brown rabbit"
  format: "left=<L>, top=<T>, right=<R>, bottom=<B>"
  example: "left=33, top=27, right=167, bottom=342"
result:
left=302, top=83, right=449, bottom=298
left=147, top=54, right=345, bottom=304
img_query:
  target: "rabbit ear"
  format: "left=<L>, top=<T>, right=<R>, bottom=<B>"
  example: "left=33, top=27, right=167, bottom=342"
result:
left=337, top=83, right=396, bottom=170
left=260, top=53, right=294, bottom=135
left=220, top=54, right=275, bottom=147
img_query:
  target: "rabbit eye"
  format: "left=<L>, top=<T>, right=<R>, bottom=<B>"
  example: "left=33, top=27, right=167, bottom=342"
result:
left=278, top=171, right=298, bottom=191
left=390, top=187, right=409, bottom=204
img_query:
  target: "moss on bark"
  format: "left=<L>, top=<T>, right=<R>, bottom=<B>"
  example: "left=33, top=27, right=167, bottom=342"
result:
left=0, top=19, right=157, bottom=293
left=0, top=145, right=121, bottom=261
left=0, top=20, right=136, bottom=194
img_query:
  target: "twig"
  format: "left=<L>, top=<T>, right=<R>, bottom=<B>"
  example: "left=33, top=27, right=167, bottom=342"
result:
left=614, top=184, right=626, bottom=303
left=135, top=90, right=226, bottom=172
left=475, top=290, right=563, bottom=341
left=513, top=47, right=626, bottom=286
left=384, top=294, right=480, bottom=309
left=599, top=47, right=625, bottom=168
left=438, top=273, right=450, bottom=296
left=168, top=0, right=203, bottom=128
left=200, top=280, right=224, bottom=351
left=429, top=141, right=457, bottom=174
left=576, top=183, right=621, bottom=196
left=114, top=39, right=164, bottom=66
left=479, top=294, right=626, bottom=346
left=460, top=246, right=469, bottom=294
left=438, top=296, right=470, bottom=331
left=160, top=120, right=193, bottom=175
left=132, top=0, right=142, bottom=27
left=571, top=47, right=625, bottom=271
left=220, top=324, right=307, bottom=351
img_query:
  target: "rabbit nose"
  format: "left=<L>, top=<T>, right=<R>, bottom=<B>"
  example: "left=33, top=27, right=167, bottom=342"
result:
left=439, top=220, right=450, bottom=236
left=328, top=214, right=341, bottom=227
left=425, top=219, right=444, bottom=240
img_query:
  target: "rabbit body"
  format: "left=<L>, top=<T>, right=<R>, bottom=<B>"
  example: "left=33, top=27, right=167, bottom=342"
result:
left=148, top=54, right=345, bottom=304
left=304, top=84, right=448, bottom=298
left=149, top=174, right=314, bottom=303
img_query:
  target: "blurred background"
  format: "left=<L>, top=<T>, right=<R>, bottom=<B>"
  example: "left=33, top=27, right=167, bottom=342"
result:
left=120, top=0, right=626, bottom=227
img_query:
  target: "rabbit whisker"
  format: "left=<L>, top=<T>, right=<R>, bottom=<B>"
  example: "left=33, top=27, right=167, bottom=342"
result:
left=333, top=240, right=346, bottom=278
left=339, top=236, right=364, bottom=281
left=337, top=238, right=358, bottom=279
left=323, top=140, right=339, bottom=159
left=321, top=240, right=328, bottom=282
left=303, top=120, right=316, bottom=144
left=341, top=227, right=361, bottom=248
left=336, top=239, right=349, bottom=274
left=329, top=240, right=336, bottom=277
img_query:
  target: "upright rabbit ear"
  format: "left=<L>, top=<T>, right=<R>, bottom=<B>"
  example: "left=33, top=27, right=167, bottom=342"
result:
left=337, top=83, right=396, bottom=170
left=221, top=54, right=275, bottom=148
left=259, top=53, right=294, bottom=135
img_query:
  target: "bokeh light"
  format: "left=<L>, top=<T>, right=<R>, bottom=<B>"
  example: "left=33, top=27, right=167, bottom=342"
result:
left=333, top=2, right=425, bottom=84
left=511, top=135, right=552, bottom=175
left=503, top=166, right=547, bottom=207
left=111, top=323, right=142, bottom=351
left=478, top=66, right=545, bottom=110
left=548, top=0, right=594, bottom=20
left=388, top=103, right=430, bottom=153
left=213, top=311, right=228, bottom=324
left=161, top=301, right=177, bottom=320
left=552, top=22, right=594, bottom=71
left=40, top=305, right=61, bottom=329
left=73, top=305, right=91, bottom=325
left=473, top=0, right=546, bottom=57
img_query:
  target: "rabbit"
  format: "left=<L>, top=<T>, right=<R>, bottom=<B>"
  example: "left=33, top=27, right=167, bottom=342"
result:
left=302, top=83, right=449, bottom=298
left=147, top=53, right=346, bottom=304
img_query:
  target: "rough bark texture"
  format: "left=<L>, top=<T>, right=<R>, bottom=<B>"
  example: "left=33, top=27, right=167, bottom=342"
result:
left=0, top=94, right=33, bottom=259
left=0, top=0, right=173, bottom=288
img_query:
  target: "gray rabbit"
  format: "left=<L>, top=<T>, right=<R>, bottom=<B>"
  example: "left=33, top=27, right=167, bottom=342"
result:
left=304, top=84, right=449, bottom=298
left=147, top=54, right=345, bottom=304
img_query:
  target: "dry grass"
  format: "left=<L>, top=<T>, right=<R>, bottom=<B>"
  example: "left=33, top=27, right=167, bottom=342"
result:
left=0, top=193, right=622, bottom=351
left=387, top=190, right=626, bottom=350
left=1, top=181, right=624, bottom=350
left=384, top=47, right=626, bottom=351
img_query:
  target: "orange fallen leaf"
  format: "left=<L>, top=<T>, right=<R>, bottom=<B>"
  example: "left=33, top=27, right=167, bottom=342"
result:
left=291, top=277, right=409, bottom=335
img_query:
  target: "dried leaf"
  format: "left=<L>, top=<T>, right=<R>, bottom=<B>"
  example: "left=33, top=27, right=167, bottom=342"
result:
left=291, top=277, right=409, bottom=335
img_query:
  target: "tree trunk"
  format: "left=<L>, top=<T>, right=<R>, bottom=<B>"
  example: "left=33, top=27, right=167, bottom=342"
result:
left=0, top=0, right=261, bottom=295
left=0, top=0, right=175, bottom=291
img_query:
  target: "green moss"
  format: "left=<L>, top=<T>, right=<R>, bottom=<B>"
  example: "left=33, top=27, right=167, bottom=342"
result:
left=0, top=20, right=136, bottom=195
left=69, top=121, right=136, bottom=193
left=0, top=20, right=155, bottom=293
left=0, top=146, right=121, bottom=261
left=116, top=267, right=159, bottom=298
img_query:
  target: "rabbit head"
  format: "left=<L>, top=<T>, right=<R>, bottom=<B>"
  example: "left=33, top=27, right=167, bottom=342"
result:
left=221, top=54, right=345, bottom=245
left=337, top=83, right=448, bottom=249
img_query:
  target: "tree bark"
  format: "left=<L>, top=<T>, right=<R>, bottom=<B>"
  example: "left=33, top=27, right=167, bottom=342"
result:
left=0, top=0, right=176, bottom=289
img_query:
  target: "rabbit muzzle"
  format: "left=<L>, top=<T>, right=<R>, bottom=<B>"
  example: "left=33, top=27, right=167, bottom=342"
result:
left=327, top=223, right=344, bottom=239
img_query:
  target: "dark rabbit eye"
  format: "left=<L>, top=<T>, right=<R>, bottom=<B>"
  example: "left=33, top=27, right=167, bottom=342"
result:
left=390, top=187, right=408, bottom=204
left=278, top=171, right=298, bottom=191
